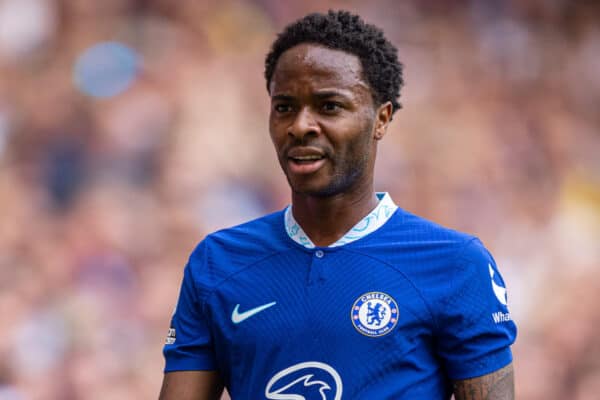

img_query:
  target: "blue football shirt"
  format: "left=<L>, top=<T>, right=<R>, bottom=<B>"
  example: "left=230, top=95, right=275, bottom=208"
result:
left=163, top=193, right=517, bottom=399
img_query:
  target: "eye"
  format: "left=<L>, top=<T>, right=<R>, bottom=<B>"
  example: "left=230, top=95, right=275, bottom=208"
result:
left=321, top=101, right=342, bottom=113
left=273, top=104, right=293, bottom=113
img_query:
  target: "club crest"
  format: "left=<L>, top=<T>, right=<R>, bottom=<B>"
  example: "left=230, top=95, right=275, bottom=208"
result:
left=351, top=292, right=399, bottom=337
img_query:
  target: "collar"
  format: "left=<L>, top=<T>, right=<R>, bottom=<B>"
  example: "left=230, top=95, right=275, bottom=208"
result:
left=284, top=192, right=398, bottom=249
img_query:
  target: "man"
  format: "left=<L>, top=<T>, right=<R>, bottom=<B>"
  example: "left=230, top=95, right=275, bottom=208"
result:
left=159, top=10, right=516, bottom=399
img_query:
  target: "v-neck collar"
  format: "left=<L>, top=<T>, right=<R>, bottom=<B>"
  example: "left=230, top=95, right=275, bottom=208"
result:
left=284, top=192, right=398, bottom=248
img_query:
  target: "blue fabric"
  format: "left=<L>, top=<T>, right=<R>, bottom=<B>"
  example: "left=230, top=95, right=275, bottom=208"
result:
left=163, top=207, right=517, bottom=399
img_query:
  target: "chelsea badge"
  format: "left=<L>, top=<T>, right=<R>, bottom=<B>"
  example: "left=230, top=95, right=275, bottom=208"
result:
left=351, top=291, right=399, bottom=337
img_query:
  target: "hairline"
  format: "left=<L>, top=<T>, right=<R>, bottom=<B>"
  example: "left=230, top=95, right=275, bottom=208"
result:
left=268, top=41, right=380, bottom=107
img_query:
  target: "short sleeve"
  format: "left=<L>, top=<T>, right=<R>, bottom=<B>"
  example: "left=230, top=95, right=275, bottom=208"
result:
left=163, top=243, right=217, bottom=372
left=436, top=238, right=517, bottom=380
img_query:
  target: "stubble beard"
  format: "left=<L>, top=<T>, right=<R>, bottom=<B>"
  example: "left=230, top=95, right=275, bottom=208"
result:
left=285, top=147, right=372, bottom=198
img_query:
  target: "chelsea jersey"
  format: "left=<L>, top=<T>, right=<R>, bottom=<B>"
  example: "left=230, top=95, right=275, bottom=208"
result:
left=163, top=193, right=517, bottom=399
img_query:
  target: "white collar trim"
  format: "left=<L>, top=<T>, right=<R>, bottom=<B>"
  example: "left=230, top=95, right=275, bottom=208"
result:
left=284, top=192, right=398, bottom=249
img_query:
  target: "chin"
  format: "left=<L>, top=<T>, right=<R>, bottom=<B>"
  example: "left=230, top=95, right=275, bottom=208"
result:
left=288, top=180, right=326, bottom=197
left=289, top=178, right=347, bottom=198
left=284, top=164, right=363, bottom=198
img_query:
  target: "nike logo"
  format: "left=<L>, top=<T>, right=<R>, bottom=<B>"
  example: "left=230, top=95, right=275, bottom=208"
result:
left=231, top=301, right=277, bottom=324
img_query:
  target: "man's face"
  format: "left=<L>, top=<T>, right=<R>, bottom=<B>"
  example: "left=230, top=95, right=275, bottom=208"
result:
left=269, top=43, right=388, bottom=197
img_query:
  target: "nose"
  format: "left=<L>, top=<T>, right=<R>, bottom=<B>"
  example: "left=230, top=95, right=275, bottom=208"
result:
left=288, top=107, right=319, bottom=140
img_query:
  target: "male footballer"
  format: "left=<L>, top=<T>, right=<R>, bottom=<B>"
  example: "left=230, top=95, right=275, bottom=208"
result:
left=159, top=10, right=516, bottom=399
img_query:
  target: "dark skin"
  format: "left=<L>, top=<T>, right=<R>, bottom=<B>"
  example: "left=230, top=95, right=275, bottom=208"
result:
left=158, top=43, right=515, bottom=400
left=159, top=371, right=223, bottom=400
left=453, top=363, right=515, bottom=400
left=268, top=43, right=390, bottom=246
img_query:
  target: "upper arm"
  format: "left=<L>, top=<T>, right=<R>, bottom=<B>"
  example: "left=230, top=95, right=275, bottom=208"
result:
left=159, top=370, right=224, bottom=400
left=436, top=239, right=517, bottom=379
left=453, top=363, right=514, bottom=400
left=164, top=251, right=218, bottom=372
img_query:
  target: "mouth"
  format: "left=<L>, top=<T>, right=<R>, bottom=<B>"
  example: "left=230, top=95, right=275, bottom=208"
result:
left=286, top=148, right=327, bottom=175
left=289, top=154, right=325, bottom=163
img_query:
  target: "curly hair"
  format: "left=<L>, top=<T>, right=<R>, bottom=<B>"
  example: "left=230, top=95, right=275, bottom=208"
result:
left=264, top=10, right=404, bottom=114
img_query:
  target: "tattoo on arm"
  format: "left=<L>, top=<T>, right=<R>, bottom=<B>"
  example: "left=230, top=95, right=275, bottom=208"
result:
left=453, top=363, right=514, bottom=400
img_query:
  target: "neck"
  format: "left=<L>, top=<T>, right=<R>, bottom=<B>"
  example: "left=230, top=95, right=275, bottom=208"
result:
left=291, top=185, right=379, bottom=247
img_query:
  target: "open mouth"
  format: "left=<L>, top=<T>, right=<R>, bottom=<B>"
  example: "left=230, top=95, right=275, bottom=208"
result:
left=289, top=155, right=325, bottom=164
left=286, top=154, right=327, bottom=175
left=286, top=146, right=328, bottom=174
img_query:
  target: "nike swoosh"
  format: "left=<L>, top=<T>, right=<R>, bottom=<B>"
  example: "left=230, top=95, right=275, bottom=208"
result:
left=231, top=301, right=277, bottom=324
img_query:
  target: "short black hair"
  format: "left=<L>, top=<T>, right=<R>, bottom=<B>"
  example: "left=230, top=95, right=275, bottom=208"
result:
left=264, top=10, right=403, bottom=115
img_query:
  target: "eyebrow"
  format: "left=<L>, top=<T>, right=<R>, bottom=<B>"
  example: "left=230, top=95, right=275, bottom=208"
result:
left=271, top=94, right=295, bottom=102
left=271, top=90, right=353, bottom=102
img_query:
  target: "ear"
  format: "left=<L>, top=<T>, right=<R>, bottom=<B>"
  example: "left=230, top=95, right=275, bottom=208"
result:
left=374, top=101, right=392, bottom=140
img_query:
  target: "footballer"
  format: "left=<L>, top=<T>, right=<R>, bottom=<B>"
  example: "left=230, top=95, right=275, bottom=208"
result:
left=159, top=10, right=516, bottom=400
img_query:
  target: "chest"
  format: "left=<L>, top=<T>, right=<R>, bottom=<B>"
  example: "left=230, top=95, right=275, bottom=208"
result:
left=206, top=250, right=434, bottom=361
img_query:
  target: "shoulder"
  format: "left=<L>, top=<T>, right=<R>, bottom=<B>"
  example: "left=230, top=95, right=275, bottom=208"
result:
left=205, top=209, right=287, bottom=251
left=357, top=207, right=479, bottom=265
left=186, top=210, right=290, bottom=295
left=391, top=208, right=497, bottom=285
left=354, top=208, right=496, bottom=304
left=388, top=208, right=476, bottom=244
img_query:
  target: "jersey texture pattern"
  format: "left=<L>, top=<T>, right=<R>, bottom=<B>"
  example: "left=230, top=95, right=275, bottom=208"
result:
left=163, top=206, right=517, bottom=399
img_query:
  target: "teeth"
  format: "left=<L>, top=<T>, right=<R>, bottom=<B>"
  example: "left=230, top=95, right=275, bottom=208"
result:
left=293, top=155, right=323, bottom=161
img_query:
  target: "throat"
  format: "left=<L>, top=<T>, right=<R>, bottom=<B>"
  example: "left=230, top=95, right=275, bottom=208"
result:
left=290, top=191, right=380, bottom=247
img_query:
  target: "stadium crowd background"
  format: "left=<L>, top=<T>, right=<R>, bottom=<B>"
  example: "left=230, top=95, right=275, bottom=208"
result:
left=0, top=0, right=599, bottom=399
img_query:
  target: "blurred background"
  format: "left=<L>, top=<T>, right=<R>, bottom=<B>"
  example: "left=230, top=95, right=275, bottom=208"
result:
left=0, top=0, right=599, bottom=399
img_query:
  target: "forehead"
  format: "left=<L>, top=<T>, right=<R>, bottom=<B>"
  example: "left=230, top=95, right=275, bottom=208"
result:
left=269, top=43, right=369, bottom=95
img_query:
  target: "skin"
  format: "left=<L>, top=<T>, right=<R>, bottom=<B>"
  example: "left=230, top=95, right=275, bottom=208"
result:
left=268, top=43, right=392, bottom=246
left=453, top=363, right=515, bottom=400
left=158, top=43, right=515, bottom=400
left=159, top=371, right=223, bottom=400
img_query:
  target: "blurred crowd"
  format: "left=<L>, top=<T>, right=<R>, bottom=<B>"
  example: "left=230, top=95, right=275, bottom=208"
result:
left=0, top=0, right=599, bottom=399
